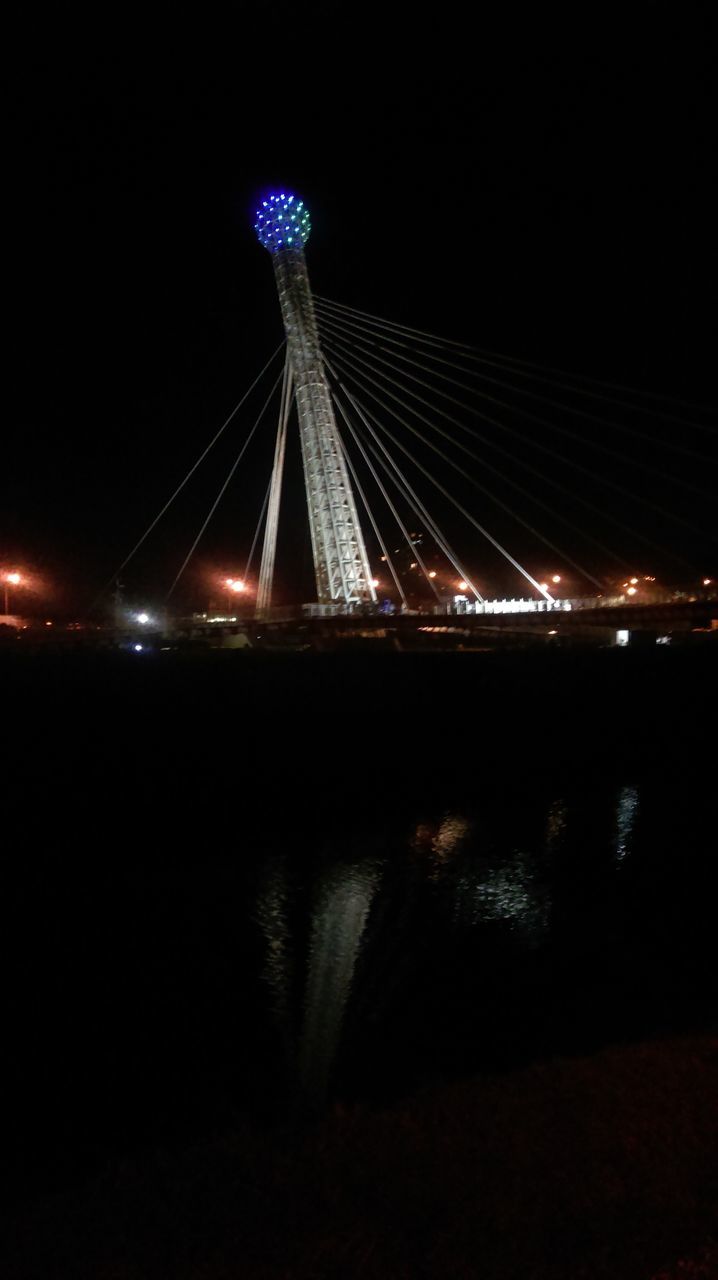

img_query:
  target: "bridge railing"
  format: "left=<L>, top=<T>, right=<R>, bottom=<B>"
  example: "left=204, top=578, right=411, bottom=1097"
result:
left=446, top=591, right=704, bottom=616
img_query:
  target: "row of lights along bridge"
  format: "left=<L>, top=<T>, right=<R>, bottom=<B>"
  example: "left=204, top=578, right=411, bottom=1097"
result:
left=1, top=567, right=715, bottom=629
left=136, top=572, right=713, bottom=629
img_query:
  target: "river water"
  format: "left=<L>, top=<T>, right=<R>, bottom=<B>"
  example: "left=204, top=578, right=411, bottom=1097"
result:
left=4, top=648, right=716, bottom=1193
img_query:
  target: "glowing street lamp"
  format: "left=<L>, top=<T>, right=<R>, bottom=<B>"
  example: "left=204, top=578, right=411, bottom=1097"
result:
left=371, top=578, right=380, bottom=588
left=3, top=571, right=22, bottom=615
left=458, top=581, right=468, bottom=592
left=224, top=577, right=245, bottom=612
left=551, top=574, right=561, bottom=584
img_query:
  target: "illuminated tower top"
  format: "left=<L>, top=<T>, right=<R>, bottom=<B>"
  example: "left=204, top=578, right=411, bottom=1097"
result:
left=255, top=193, right=311, bottom=254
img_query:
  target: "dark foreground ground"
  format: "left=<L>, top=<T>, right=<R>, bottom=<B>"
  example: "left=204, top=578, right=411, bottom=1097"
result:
left=2, top=1035, right=717, bottom=1280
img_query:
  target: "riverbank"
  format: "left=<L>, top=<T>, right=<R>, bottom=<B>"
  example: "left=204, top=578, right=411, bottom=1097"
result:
left=3, top=1035, right=716, bottom=1279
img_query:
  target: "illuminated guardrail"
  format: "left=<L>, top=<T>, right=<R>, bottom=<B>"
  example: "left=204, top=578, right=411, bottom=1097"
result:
left=448, top=591, right=713, bottom=615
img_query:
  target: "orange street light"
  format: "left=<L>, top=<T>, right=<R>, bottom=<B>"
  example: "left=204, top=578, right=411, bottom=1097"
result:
left=551, top=574, right=561, bottom=584
left=4, top=571, right=22, bottom=614
left=223, top=577, right=246, bottom=612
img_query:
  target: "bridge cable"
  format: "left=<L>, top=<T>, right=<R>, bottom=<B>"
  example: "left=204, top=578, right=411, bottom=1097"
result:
left=319, top=373, right=443, bottom=603
left=87, top=342, right=285, bottom=613
left=317, top=297, right=717, bottom=436
left=316, top=302, right=716, bottom=468
left=320, top=332, right=709, bottom=556
left=319, top=323, right=712, bottom=551
left=321, top=329, right=633, bottom=573
left=166, top=367, right=284, bottom=600
left=257, top=352, right=293, bottom=613
left=331, top=378, right=481, bottom=601
left=330, top=355, right=594, bottom=591
left=326, top=355, right=556, bottom=601
left=317, top=310, right=715, bottom=493
left=325, top=341, right=698, bottom=578
left=336, top=392, right=484, bottom=602
left=326, top=340, right=700, bottom=576
left=243, top=473, right=273, bottom=584
left=315, top=295, right=717, bottom=429
left=330, top=397, right=409, bottom=608
left=330, top=390, right=443, bottom=605
left=324, top=340, right=644, bottom=580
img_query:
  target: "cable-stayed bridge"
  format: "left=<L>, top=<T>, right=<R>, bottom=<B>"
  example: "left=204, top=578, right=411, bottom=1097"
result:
left=97, top=190, right=716, bottom=639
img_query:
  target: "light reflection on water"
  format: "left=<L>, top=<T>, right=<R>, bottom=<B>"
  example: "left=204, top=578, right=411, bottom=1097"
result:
left=255, top=856, right=293, bottom=1027
left=411, top=813, right=472, bottom=876
left=252, top=780, right=679, bottom=1103
left=614, top=785, right=640, bottom=862
left=452, top=852, right=550, bottom=940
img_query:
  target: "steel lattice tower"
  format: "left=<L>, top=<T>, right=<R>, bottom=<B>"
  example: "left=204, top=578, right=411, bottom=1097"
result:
left=255, top=193, right=376, bottom=608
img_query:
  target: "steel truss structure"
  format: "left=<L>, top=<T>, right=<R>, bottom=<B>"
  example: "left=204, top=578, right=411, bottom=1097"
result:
left=255, top=195, right=376, bottom=608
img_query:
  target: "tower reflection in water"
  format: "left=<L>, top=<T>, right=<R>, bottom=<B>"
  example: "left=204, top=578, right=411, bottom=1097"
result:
left=299, top=861, right=381, bottom=1103
left=254, top=783, right=645, bottom=1107
left=256, top=855, right=381, bottom=1108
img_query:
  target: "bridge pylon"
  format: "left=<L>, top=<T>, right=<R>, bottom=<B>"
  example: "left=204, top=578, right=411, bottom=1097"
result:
left=254, top=193, right=376, bottom=610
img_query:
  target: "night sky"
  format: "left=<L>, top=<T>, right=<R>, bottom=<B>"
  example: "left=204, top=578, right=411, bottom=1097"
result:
left=4, top=7, right=716, bottom=614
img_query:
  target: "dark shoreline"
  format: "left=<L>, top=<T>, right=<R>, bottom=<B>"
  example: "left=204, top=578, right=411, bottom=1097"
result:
left=3, top=1035, right=717, bottom=1280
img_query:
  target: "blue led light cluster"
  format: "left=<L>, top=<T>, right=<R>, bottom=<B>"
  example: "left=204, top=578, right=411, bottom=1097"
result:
left=255, top=193, right=311, bottom=252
